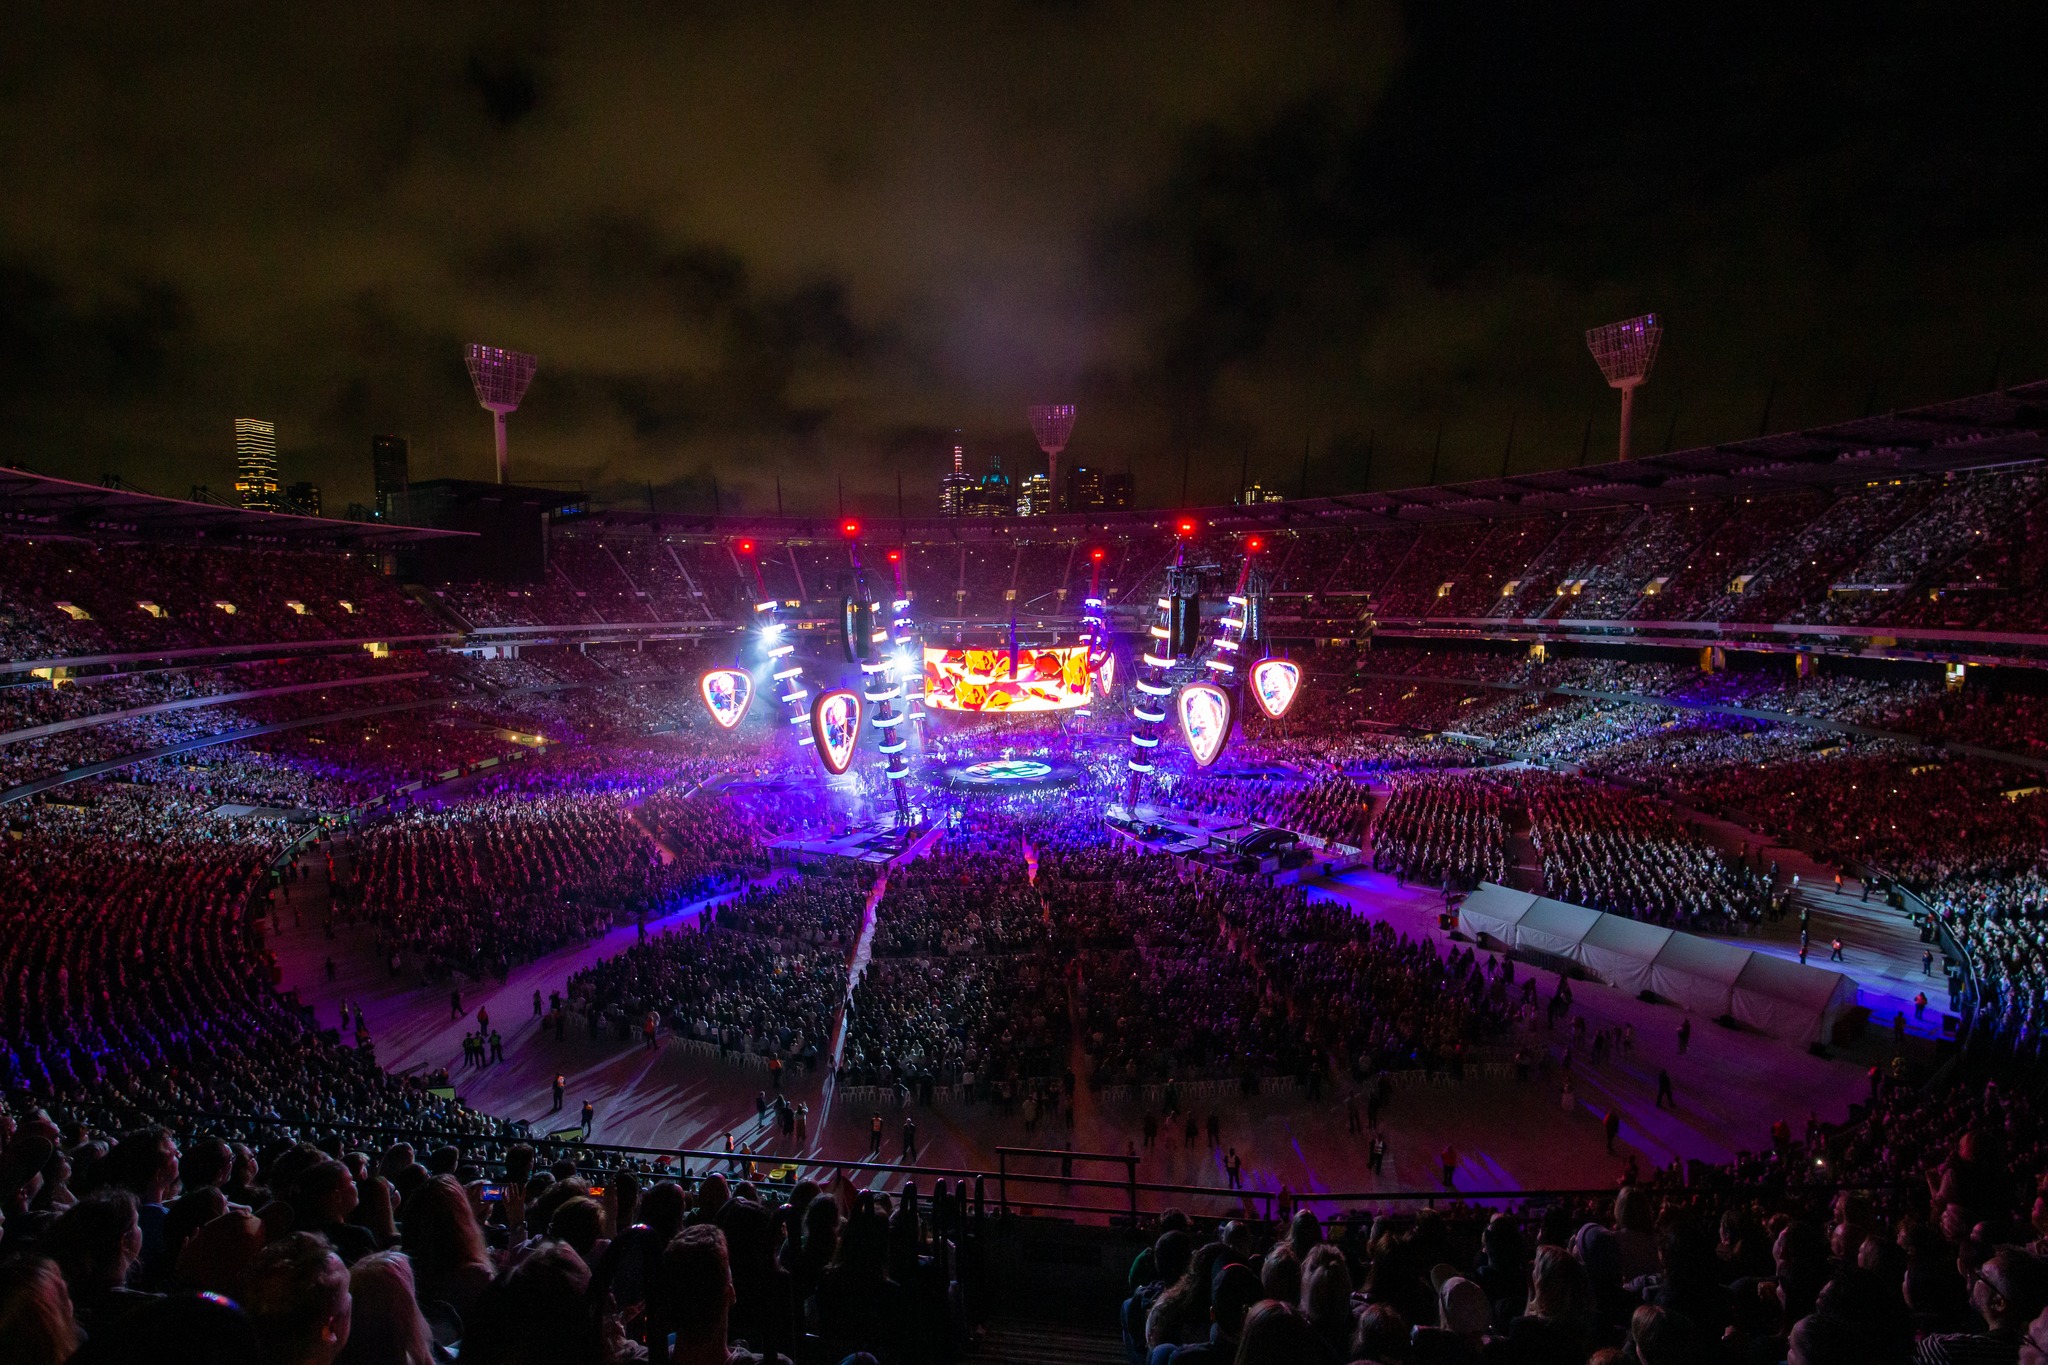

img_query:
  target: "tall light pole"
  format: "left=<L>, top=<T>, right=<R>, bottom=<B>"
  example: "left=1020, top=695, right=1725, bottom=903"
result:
left=1585, top=314, right=1662, bottom=461
left=1028, top=403, right=1076, bottom=512
left=465, top=344, right=538, bottom=483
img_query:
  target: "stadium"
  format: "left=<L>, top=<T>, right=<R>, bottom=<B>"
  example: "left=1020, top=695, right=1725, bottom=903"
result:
left=9, top=8, right=2048, bottom=1364
left=3, top=372, right=2048, bottom=1363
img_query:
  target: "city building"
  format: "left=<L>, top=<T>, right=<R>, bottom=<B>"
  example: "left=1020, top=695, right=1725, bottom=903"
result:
left=1238, top=481, right=1286, bottom=506
left=284, top=481, right=322, bottom=517
left=939, top=433, right=975, bottom=516
left=966, top=451, right=1011, bottom=517
left=1065, top=465, right=1104, bottom=511
left=233, top=418, right=281, bottom=512
left=1064, top=465, right=1133, bottom=511
left=372, top=434, right=410, bottom=520
left=1015, top=472, right=1052, bottom=517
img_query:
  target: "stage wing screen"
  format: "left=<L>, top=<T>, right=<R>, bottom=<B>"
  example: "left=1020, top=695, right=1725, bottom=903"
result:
left=924, top=646, right=1092, bottom=713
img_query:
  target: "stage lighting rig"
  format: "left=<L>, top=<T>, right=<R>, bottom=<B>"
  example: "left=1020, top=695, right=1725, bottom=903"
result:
left=735, top=538, right=814, bottom=750
left=840, top=527, right=913, bottom=823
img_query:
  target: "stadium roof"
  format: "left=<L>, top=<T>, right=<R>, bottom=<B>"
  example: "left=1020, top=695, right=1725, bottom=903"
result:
left=0, top=466, right=472, bottom=548
left=562, top=378, right=2048, bottom=539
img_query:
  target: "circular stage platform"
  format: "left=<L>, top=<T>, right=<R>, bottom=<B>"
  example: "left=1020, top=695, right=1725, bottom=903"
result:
left=934, top=757, right=1087, bottom=792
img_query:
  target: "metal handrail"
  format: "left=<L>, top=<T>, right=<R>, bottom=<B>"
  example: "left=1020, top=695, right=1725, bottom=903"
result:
left=127, top=1110, right=1910, bottom=1220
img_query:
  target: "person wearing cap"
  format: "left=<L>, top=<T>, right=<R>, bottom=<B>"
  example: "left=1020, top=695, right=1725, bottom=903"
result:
left=1166, top=1261, right=1262, bottom=1365
left=1918, top=1246, right=2048, bottom=1365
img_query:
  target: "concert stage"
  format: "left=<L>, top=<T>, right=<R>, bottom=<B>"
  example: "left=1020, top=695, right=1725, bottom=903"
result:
left=769, top=820, right=933, bottom=867
left=933, top=757, right=1087, bottom=793
left=1103, top=802, right=1366, bottom=881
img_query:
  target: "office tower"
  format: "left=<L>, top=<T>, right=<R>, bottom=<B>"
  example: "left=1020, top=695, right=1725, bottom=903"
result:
left=939, top=433, right=974, bottom=516
left=1015, top=472, right=1052, bottom=517
left=372, top=434, right=410, bottom=520
left=973, top=451, right=1012, bottom=517
left=1103, top=472, right=1133, bottom=509
left=234, top=418, right=281, bottom=511
left=284, top=481, right=322, bottom=517
left=1064, top=465, right=1103, bottom=511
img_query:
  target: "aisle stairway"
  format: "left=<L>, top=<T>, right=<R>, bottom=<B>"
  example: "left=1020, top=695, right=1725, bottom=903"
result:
left=977, top=1318, right=1126, bottom=1365
left=1775, top=879, right=1957, bottom=1040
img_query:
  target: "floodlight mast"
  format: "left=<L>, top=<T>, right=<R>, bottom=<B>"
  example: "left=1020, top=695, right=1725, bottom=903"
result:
left=1584, top=314, right=1662, bottom=460
left=465, top=344, right=538, bottom=483
left=1028, top=403, right=1076, bottom=512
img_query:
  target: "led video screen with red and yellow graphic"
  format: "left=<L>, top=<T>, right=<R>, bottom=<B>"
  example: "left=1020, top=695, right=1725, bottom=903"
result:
left=923, top=646, right=1092, bottom=713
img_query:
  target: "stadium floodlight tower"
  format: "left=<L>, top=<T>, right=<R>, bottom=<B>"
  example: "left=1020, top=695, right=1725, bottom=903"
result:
left=464, top=344, right=538, bottom=483
left=1584, top=314, right=1663, bottom=461
left=1027, top=403, right=1077, bottom=513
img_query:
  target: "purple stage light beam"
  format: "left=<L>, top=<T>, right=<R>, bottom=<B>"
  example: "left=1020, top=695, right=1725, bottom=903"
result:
left=465, top=344, right=538, bottom=484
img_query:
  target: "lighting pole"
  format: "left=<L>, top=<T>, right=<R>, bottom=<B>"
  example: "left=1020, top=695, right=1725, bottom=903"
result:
left=1584, top=314, right=1662, bottom=461
left=1028, top=403, right=1076, bottom=513
left=464, top=344, right=538, bottom=483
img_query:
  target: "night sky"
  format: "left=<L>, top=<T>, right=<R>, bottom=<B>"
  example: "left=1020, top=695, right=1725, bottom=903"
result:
left=3, top=2, right=2045, bottom=516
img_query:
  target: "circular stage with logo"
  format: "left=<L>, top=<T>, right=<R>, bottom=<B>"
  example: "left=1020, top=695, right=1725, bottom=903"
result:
left=935, top=757, right=1088, bottom=792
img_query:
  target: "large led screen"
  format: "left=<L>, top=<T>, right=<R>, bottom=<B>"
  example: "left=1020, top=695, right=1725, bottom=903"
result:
left=924, top=646, right=1092, bottom=713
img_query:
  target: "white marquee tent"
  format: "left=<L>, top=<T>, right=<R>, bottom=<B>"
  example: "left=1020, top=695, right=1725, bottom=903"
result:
left=1458, top=882, right=1857, bottom=1043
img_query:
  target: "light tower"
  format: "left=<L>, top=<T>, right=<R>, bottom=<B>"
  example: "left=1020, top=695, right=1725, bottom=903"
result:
left=464, top=344, right=538, bottom=484
left=1584, top=314, right=1663, bottom=461
left=1028, top=403, right=1076, bottom=514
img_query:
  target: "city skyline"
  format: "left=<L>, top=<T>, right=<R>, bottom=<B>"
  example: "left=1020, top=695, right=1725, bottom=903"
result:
left=3, top=6, right=2044, bottom=517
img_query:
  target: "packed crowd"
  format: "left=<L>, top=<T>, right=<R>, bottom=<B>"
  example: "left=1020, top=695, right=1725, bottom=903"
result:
left=566, top=868, right=868, bottom=1068
left=1163, top=773, right=1372, bottom=848
left=1371, top=773, right=1511, bottom=890
left=0, top=784, right=484, bottom=1139
left=1120, top=1073, right=2048, bottom=1365
left=339, top=790, right=732, bottom=983
left=0, top=1105, right=970, bottom=1365
left=0, top=538, right=432, bottom=660
left=1526, top=779, right=1770, bottom=931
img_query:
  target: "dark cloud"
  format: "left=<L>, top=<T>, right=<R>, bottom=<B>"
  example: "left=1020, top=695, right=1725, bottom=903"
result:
left=0, top=1, right=2043, bottom=515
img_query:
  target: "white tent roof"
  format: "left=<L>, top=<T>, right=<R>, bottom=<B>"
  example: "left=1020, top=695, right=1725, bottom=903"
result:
left=1574, top=915, right=1674, bottom=996
left=1458, top=883, right=1538, bottom=944
left=1731, top=951, right=1860, bottom=1044
left=1514, top=897, right=1603, bottom=956
left=1646, top=932, right=1752, bottom=1018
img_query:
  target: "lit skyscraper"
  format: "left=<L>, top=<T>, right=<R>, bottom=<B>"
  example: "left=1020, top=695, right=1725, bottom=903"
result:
left=939, top=432, right=975, bottom=516
left=972, top=451, right=1012, bottom=517
left=234, top=418, right=281, bottom=511
left=372, top=434, right=410, bottom=520
left=1015, top=472, right=1052, bottom=516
